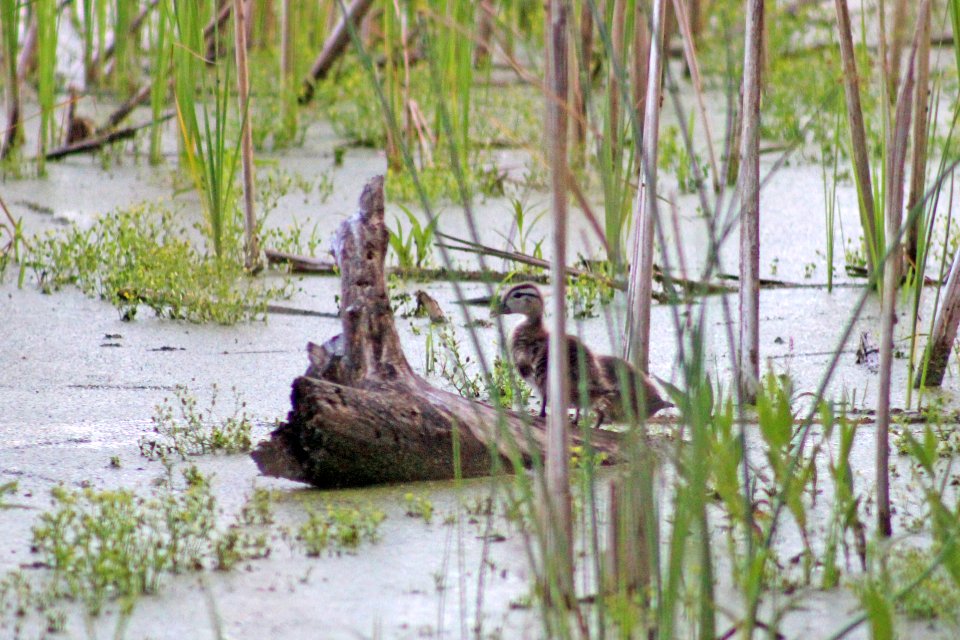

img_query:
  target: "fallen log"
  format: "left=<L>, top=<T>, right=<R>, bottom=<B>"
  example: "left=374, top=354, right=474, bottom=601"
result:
left=46, top=112, right=173, bottom=161
left=251, top=176, right=623, bottom=488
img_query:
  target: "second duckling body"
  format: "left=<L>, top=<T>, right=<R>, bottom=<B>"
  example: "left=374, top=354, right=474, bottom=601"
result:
left=494, top=283, right=668, bottom=424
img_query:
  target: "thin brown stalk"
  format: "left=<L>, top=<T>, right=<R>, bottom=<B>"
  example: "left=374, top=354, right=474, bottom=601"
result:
left=887, top=0, right=910, bottom=103
left=624, top=0, right=668, bottom=372
left=834, top=0, right=878, bottom=278
left=630, top=0, right=650, bottom=165
left=544, top=0, right=575, bottom=609
left=906, top=3, right=930, bottom=265
left=738, top=0, right=764, bottom=403
left=234, top=0, right=260, bottom=272
left=17, top=15, right=37, bottom=83
left=281, top=0, right=294, bottom=89
left=877, top=0, right=928, bottom=538
left=671, top=0, right=720, bottom=192
left=281, top=0, right=296, bottom=135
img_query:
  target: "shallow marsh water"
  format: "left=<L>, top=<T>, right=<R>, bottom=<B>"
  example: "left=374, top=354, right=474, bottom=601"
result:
left=3, top=82, right=960, bottom=639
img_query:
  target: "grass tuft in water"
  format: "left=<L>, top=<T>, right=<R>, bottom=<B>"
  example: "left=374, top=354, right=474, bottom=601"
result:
left=297, top=503, right=386, bottom=556
left=139, top=384, right=254, bottom=460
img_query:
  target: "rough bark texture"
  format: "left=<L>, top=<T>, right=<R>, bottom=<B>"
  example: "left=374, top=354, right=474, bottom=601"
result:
left=251, top=176, right=622, bottom=488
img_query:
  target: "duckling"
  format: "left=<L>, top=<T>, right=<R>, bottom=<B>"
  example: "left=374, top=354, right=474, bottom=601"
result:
left=66, top=89, right=95, bottom=145
left=492, top=282, right=601, bottom=420
left=592, top=354, right=671, bottom=424
left=492, top=283, right=668, bottom=425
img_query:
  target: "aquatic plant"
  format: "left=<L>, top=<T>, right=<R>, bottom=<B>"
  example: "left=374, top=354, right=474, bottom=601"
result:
left=24, top=203, right=290, bottom=323
left=297, top=503, right=386, bottom=556
left=139, top=384, right=254, bottom=460
left=387, top=204, right=438, bottom=269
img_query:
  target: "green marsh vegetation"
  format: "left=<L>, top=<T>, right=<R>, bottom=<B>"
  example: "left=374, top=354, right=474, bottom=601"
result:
left=9, top=0, right=960, bottom=638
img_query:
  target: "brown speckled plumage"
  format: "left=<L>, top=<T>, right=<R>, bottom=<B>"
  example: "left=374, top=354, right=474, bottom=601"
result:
left=493, top=283, right=669, bottom=424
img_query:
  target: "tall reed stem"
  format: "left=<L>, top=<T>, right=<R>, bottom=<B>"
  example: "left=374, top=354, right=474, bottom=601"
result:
left=738, top=0, right=763, bottom=403
left=834, top=0, right=879, bottom=278
left=625, top=0, right=667, bottom=373
left=544, top=0, right=575, bottom=609
left=905, top=3, right=930, bottom=265
left=876, top=0, right=926, bottom=537
left=35, top=0, right=57, bottom=175
left=280, top=0, right=297, bottom=139
left=0, top=0, right=22, bottom=159
left=233, top=0, right=260, bottom=271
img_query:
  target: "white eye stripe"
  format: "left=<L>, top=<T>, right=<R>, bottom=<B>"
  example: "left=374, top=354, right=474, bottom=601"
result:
left=506, top=284, right=541, bottom=299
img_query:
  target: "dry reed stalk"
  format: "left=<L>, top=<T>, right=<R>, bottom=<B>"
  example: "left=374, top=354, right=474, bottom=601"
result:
left=671, top=0, right=719, bottom=192
left=834, top=0, right=878, bottom=278
left=233, top=0, right=260, bottom=272
left=630, top=0, right=649, bottom=156
left=543, top=0, right=576, bottom=608
left=688, top=0, right=702, bottom=39
left=624, top=0, right=668, bottom=372
left=17, top=15, right=37, bottom=82
left=888, top=0, right=910, bottom=103
left=605, top=475, right=651, bottom=595
left=906, top=3, right=930, bottom=265
left=738, top=0, right=764, bottom=403
left=876, top=0, right=928, bottom=538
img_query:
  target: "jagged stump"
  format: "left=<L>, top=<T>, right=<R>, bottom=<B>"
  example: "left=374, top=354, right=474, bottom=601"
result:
left=251, top=176, right=622, bottom=488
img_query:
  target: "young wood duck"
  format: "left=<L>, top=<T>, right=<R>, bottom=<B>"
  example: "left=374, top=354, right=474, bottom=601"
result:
left=492, top=283, right=669, bottom=425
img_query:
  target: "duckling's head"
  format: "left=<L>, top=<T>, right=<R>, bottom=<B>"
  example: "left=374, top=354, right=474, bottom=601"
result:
left=492, top=283, right=544, bottom=319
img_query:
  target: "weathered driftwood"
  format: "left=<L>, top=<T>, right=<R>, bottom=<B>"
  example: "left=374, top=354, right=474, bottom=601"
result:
left=251, top=176, right=622, bottom=488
